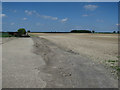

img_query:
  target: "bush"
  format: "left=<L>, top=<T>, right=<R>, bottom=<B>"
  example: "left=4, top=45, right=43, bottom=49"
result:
left=27, top=30, right=30, bottom=33
left=117, top=31, right=119, bottom=34
left=71, top=30, right=91, bottom=33
left=92, top=30, right=95, bottom=33
left=113, top=31, right=116, bottom=33
left=18, top=28, right=26, bottom=36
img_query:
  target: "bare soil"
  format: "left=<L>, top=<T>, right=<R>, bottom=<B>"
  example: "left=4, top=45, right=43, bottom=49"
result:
left=31, top=33, right=118, bottom=63
left=32, top=36, right=118, bottom=88
left=2, top=33, right=118, bottom=88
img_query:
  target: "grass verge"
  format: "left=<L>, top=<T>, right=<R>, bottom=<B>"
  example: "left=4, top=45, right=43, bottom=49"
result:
left=104, top=58, right=120, bottom=78
left=0, top=33, right=14, bottom=37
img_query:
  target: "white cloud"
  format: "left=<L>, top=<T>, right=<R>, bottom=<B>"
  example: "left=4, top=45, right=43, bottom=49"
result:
left=25, top=10, right=58, bottom=20
left=25, top=10, right=28, bottom=13
left=96, top=19, right=104, bottom=22
left=41, top=15, right=58, bottom=20
left=23, top=17, right=27, bottom=20
left=82, top=14, right=89, bottom=17
left=11, top=23, right=14, bottom=25
left=25, top=10, right=33, bottom=15
left=116, top=24, right=120, bottom=26
left=84, top=5, right=98, bottom=11
left=1, top=14, right=6, bottom=17
left=61, top=18, right=68, bottom=22
left=13, top=10, right=17, bottom=13
left=51, top=17, right=58, bottom=20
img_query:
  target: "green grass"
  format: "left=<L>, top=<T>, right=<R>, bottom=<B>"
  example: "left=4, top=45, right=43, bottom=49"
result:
left=117, top=56, right=120, bottom=59
left=107, top=59, right=118, bottom=62
left=0, top=33, right=14, bottom=37
left=111, top=66, right=120, bottom=72
left=104, top=59, right=120, bottom=76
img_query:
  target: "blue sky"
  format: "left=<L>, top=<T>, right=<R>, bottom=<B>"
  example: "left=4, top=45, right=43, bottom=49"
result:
left=2, top=2, right=118, bottom=32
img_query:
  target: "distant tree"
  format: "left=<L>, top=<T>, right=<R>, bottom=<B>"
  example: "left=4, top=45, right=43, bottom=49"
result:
left=18, top=28, right=26, bottom=36
left=113, top=31, right=116, bottom=33
left=92, top=30, right=95, bottom=33
left=117, top=31, right=120, bottom=34
left=27, top=30, right=30, bottom=33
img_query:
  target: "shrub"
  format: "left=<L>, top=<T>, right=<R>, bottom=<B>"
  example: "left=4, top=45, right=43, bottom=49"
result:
left=117, top=31, right=120, bottom=34
left=27, top=30, right=30, bottom=33
left=113, top=31, right=116, bottom=33
left=92, top=30, right=95, bottom=33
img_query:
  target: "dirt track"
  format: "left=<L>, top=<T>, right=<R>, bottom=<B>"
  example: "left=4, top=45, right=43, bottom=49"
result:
left=32, top=36, right=118, bottom=88
left=2, top=38, right=46, bottom=88
left=0, top=37, right=2, bottom=89
left=2, top=34, right=118, bottom=88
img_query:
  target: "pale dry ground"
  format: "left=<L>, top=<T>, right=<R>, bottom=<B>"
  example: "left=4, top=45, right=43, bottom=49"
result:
left=2, top=37, right=15, bottom=44
left=2, top=35, right=118, bottom=88
left=2, top=38, right=46, bottom=88
left=0, top=37, right=2, bottom=89
left=32, top=37, right=118, bottom=88
left=0, top=37, right=2, bottom=44
left=31, top=33, right=118, bottom=64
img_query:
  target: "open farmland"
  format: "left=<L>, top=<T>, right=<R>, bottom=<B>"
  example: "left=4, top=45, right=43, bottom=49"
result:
left=2, top=33, right=118, bottom=88
left=31, top=33, right=119, bottom=77
left=31, top=33, right=118, bottom=63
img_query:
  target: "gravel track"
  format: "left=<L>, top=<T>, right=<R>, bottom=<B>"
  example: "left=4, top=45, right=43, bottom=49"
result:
left=32, top=37, right=118, bottom=88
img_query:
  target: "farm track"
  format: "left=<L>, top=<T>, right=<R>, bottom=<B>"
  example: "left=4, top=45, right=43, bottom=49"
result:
left=2, top=38, right=46, bottom=88
left=1, top=37, right=16, bottom=45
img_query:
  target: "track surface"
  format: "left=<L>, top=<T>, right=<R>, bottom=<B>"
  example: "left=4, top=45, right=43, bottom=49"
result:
left=2, top=37, right=118, bottom=88
left=2, top=38, right=46, bottom=88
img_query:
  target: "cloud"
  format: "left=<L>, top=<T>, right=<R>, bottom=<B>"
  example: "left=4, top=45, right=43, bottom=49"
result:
left=96, top=19, right=104, bottom=22
left=25, top=10, right=58, bottom=20
left=84, top=5, right=98, bottom=11
left=10, top=23, right=14, bottom=25
left=13, top=10, right=17, bottom=13
left=82, top=14, right=89, bottom=17
left=51, top=17, right=58, bottom=20
left=41, top=15, right=58, bottom=20
left=1, top=14, right=6, bottom=17
left=25, top=10, right=33, bottom=15
left=116, top=24, right=120, bottom=26
left=61, top=18, right=68, bottom=22
left=23, top=17, right=27, bottom=20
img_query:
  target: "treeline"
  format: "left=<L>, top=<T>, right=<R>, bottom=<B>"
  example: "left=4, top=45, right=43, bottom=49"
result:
left=71, top=30, right=120, bottom=33
left=71, top=30, right=92, bottom=33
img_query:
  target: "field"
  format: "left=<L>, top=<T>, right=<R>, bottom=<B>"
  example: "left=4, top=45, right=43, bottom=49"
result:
left=31, top=33, right=118, bottom=62
left=2, top=33, right=118, bottom=88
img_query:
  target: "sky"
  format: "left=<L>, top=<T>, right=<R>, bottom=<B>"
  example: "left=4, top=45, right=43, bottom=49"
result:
left=2, top=2, right=119, bottom=32
left=0, top=1, right=1, bottom=32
